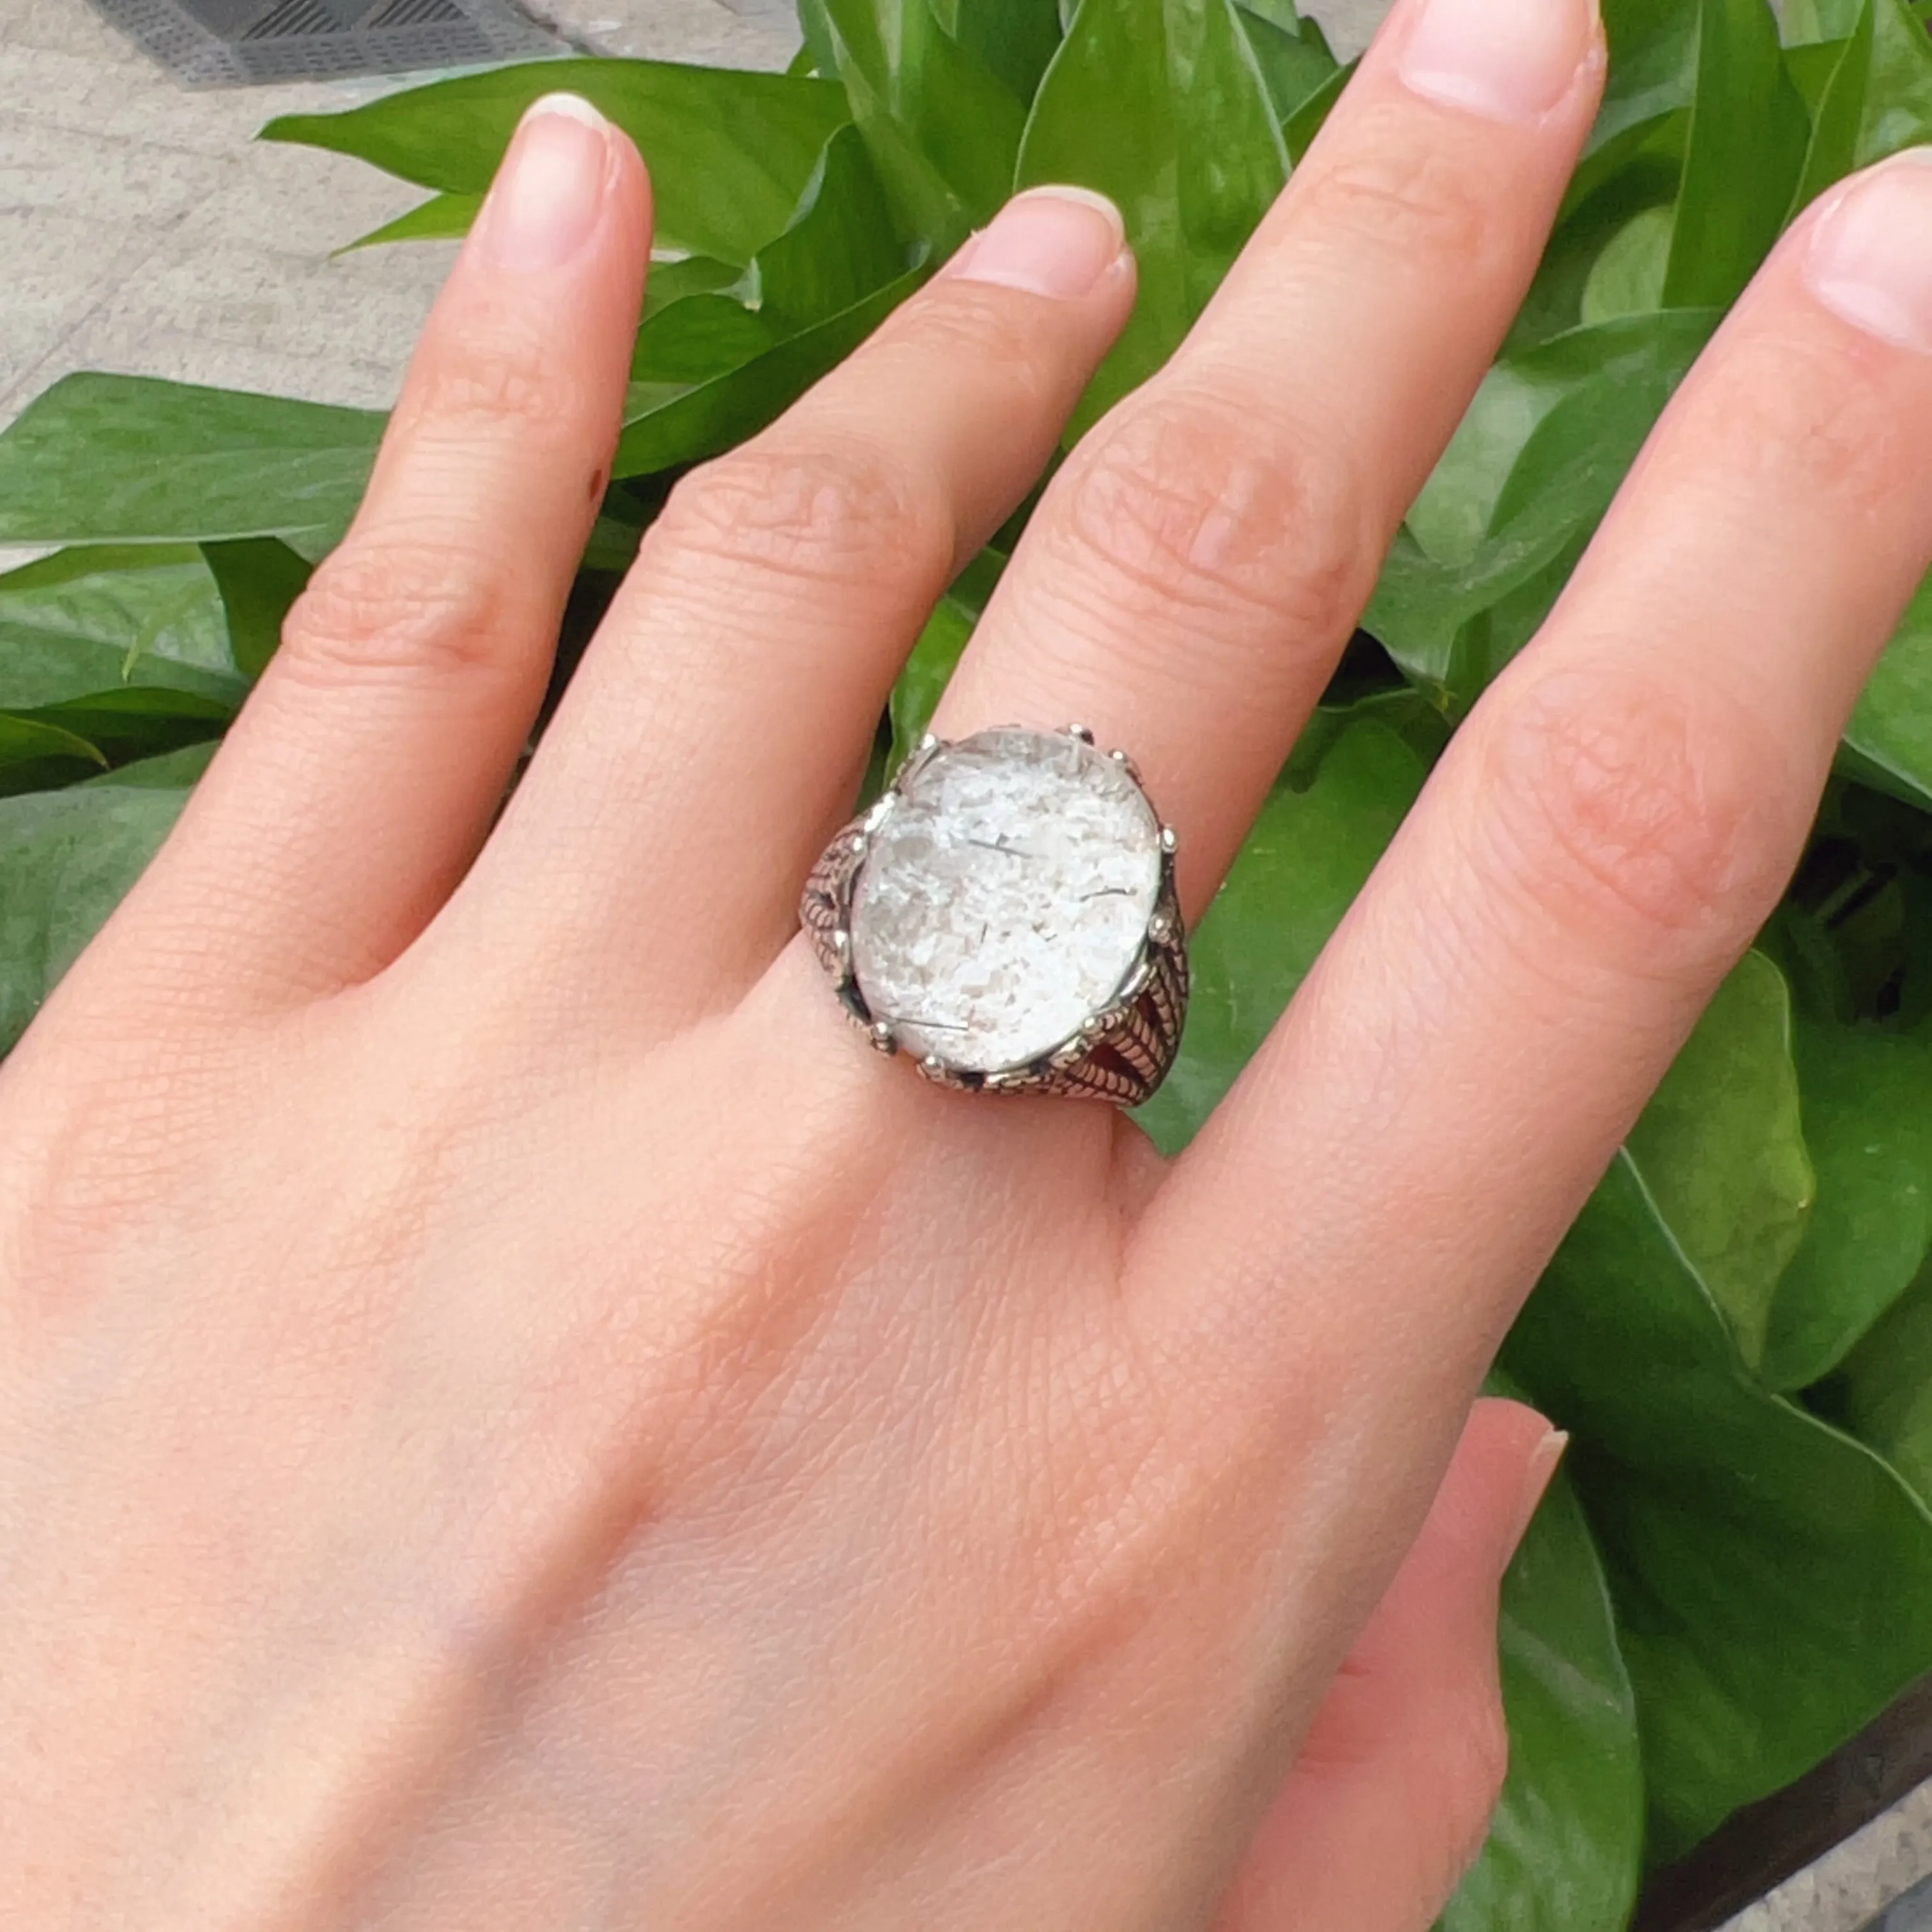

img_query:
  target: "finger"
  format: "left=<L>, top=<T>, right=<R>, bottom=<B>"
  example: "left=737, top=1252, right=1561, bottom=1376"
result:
left=1149, top=154, right=1932, bottom=1446
left=109, top=95, right=648, bottom=1006
left=433, top=190, right=1136, bottom=1022
left=1213, top=1400, right=1562, bottom=1932
left=933, top=0, right=1605, bottom=920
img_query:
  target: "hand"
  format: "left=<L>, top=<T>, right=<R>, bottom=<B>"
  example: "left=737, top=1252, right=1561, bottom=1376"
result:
left=10, top=0, right=1932, bottom=1921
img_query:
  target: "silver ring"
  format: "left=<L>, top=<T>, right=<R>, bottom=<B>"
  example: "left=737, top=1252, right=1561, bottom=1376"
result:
left=801, top=724, right=1188, bottom=1105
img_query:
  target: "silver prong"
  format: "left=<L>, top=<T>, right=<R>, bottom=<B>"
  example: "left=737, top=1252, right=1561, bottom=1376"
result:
left=1066, top=724, right=1095, bottom=744
left=1148, top=912, right=1173, bottom=942
left=870, top=1021, right=898, bottom=1056
left=922, top=1054, right=946, bottom=1077
left=919, top=732, right=940, bottom=751
left=1160, top=825, right=1179, bottom=854
left=832, top=928, right=852, bottom=960
left=1080, top=1013, right=1106, bottom=1038
left=864, top=795, right=894, bottom=831
left=1110, top=747, right=1129, bottom=763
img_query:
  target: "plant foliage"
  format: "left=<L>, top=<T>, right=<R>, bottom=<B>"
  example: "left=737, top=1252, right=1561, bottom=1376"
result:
left=8, top=0, right=1932, bottom=1920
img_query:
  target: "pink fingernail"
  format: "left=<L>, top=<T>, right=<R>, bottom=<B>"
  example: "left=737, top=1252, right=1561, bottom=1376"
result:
left=478, top=92, right=613, bottom=273
left=1806, top=152, right=1932, bottom=355
left=1397, top=0, right=1599, bottom=125
left=946, top=186, right=1127, bottom=300
left=1507, top=1429, right=1568, bottom=1558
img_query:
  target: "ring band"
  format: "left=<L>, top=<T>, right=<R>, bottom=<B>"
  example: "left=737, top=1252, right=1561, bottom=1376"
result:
left=801, top=725, right=1189, bottom=1105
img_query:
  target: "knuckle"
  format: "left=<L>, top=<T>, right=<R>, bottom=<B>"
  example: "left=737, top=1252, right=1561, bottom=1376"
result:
left=1045, top=384, right=1375, bottom=652
left=1295, top=112, right=1494, bottom=270
left=402, top=326, right=597, bottom=439
left=885, top=286, right=1062, bottom=418
left=654, top=436, right=956, bottom=597
left=1474, top=666, right=1789, bottom=960
left=280, top=538, right=515, bottom=686
left=1674, top=325, right=1907, bottom=514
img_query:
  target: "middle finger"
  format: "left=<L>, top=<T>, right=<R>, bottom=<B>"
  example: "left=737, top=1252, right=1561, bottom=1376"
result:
left=935, top=0, right=1606, bottom=918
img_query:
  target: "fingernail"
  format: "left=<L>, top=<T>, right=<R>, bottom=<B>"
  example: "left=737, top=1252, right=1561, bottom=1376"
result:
left=945, top=186, right=1127, bottom=300
left=1507, top=1429, right=1568, bottom=1560
left=1807, top=152, right=1932, bottom=355
left=1398, top=0, right=1599, bottom=125
left=478, top=92, right=613, bottom=273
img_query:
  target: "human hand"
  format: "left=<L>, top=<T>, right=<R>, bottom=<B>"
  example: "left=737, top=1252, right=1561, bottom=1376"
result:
left=10, top=0, right=1932, bottom=1922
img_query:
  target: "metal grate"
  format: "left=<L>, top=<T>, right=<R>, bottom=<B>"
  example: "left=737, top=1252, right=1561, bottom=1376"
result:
left=89, top=0, right=560, bottom=86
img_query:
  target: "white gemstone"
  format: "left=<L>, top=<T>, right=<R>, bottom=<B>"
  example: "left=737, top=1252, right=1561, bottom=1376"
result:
left=850, top=727, right=1162, bottom=1073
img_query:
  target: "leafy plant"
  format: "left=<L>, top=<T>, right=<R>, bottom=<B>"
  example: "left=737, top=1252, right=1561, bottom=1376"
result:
left=8, top=0, right=1932, bottom=1921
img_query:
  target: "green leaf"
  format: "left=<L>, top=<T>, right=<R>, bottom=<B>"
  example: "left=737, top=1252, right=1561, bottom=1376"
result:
left=888, top=544, right=1006, bottom=754
left=1623, top=952, right=1814, bottom=1373
left=1787, top=0, right=1867, bottom=37
left=1761, top=1009, right=1932, bottom=1389
left=341, top=189, right=481, bottom=252
left=1579, top=204, right=1673, bottom=324
left=616, top=264, right=927, bottom=477
left=203, top=538, right=313, bottom=682
left=264, top=61, right=852, bottom=266
left=1018, top=0, right=1287, bottom=433
left=1370, top=310, right=1715, bottom=701
left=1834, top=1256, right=1932, bottom=1506
left=1234, top=2, right=1338, bottom=123
left=1135, top=694, right=1444, bottom=1154
left=755, top=123, right=908, bottom=327
left=950, top=0, right=1063, bottom=109
left=0, top=713, right=107, bottom=778
left=0, top=546, right=242, bottom=714
left=1439, top=1461, right=1643, bottom=1932
left=0, top=769, right=197, bottom=1055
left=1791, top=0, right=1932, bottom=218
left=1662, top=0, right=1810, bottom=310
left=1588, top=0, right=1699, bottom=158
left=1282, top=56, right=1353, bottom=163
left=1502, top=1153, right=1932, bottom=1860
left=811, top=0, right=1029, bottom=237
left=0, top=376, right=381, bottom=549
left=1846, top=572, right=1932, bottom=811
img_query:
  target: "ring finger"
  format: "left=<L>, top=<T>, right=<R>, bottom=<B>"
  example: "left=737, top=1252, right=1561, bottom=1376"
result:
left=935, top=0, right=1606, bottom=919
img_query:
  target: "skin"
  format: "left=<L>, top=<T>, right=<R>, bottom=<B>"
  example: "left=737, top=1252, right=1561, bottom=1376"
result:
left=8, top=0, right=1932, bottom=1922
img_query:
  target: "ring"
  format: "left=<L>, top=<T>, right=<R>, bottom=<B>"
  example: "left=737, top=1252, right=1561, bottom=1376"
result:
left=801, top=725, right=1189, bottom=1105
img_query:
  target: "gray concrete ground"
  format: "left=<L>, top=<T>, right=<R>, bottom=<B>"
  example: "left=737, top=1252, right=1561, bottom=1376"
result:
left=8, top=0, right=1928, bottom=1925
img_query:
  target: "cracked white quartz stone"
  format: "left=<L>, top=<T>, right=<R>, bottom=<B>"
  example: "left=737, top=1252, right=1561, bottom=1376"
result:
left=850, top=727, right=1163, bottom=1073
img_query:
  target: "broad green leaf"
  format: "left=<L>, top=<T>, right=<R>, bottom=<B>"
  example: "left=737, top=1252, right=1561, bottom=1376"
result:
left=0, top=768, right=196, bottom=1055
left=1234, top=3, right=1338, bottom=123
left=1516, top=121, right=1684, bottom=347
left=0, top=546, right=242, bottom=712
left=1579, top=204, right=1673, bottom=323
left=341, top=189, right=480, bottom=252
left=1282, top=56, right=1353, bottom=162
left=1787, top=0, right=1867, bottom=36
left=1846, top=572, right=1932, bottom=811
left=755, top=124, right=908, bottom=327
left=265, top=61, right=851, bottom=266
left=203, top=538, right=313, bottom=682
left=949, top=0, right=1063, bottom=109
left=1371, top=310, right=1715, bottom=700
left=0, top=713, right=107, bottom=778
left=1018, top=0, right=1287, bottom=432
left=1836, top=1257, right=1932, bottom=1505
left=810, top=0, right=1028, bottom=237
left=1135, top=694, right=1443, bottom=1153
left=616, top=265, right=926, bottom=477
left=1663, top=0, right=1809, bottom=310
left=1502, top=1153, right=1932, bottom=1860
left=0, top=376, right=381, bottom=549
left=1761, top=1010, right=1932, bottom=1389
left=888, top=544, right=1007, bottom=753
left=1590, top=0, right=1699, bottom=156
left=1624, top=951, right=1814, bottom=1372
left=1439, top=1462, right=1644, bottom=1932
left=1791, top=0, right=1932, bottom=218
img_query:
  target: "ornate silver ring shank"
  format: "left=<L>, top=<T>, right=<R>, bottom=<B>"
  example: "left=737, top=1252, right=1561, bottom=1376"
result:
left=800, top=725, right=1189, bottom=1107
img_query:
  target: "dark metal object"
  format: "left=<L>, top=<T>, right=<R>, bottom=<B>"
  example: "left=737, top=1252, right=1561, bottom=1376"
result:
left=89, top=0, right=558, bottom=86
left=1636, top=1673, right=1932, bottom=1932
